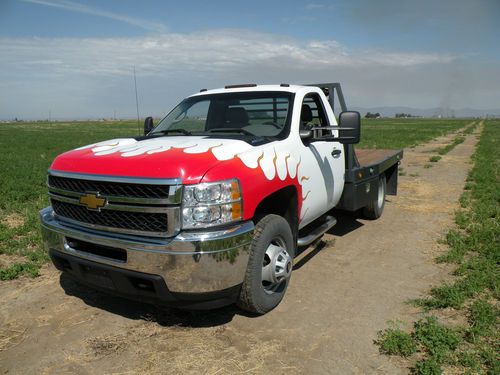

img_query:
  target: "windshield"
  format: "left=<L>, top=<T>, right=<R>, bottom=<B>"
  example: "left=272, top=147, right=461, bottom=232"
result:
left=150, top=91, right=294, bottom=139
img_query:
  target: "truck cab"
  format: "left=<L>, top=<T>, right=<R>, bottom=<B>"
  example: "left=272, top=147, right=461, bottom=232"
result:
left=40, top=83, right=402, bottom=314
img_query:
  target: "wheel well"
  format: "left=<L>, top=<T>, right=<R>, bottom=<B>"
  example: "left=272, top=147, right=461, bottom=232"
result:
left=253, top=186, right=298, bottom=246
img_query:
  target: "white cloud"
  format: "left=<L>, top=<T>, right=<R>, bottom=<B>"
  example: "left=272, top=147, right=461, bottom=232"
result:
left=21, top=0, right=167, bottom=32
left=0, top=30, right=458, bottom=78
left=1, top=29, right=493, bottom=120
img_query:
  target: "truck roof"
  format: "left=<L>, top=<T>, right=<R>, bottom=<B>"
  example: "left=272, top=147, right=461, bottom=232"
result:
left=190, top=84, right=318, bottom=97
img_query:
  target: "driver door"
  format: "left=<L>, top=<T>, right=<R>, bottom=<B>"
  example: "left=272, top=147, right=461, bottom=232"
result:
left=298, top=92, right=344, bottom=227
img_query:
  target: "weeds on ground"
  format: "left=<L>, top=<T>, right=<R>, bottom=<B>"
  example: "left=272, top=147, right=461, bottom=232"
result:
left=377, top=120, right=500, bottom=374
left=378, top=316, right=459, bottom=374
left=436, top=136, right=465, bottom=155
left=429, top=155, right=442, bottom=163
left=377, top=322, right=417, bottom=357
left=461, top=121, right=479, bottom=135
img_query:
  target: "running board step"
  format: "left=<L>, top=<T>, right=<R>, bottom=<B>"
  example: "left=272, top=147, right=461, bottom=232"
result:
left=297, top=216, right=337, bottom=247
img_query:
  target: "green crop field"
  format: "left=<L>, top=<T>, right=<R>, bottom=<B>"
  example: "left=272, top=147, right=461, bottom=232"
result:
left=377, top=120, right=499, bottom=375
left=358, top=118, right=471, bottom=149
left=0, top=118, right=474, bottom=280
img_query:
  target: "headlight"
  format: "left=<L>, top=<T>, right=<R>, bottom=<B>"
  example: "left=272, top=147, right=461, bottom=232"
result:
left=182, top=179, right=242, bottom=229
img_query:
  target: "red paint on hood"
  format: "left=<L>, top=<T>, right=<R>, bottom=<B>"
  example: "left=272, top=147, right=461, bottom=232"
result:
left=50, top=147, right=222, bottom=184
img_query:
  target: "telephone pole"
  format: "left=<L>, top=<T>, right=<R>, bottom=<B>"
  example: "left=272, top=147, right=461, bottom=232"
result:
left=133, top=66, right=140, bottom=134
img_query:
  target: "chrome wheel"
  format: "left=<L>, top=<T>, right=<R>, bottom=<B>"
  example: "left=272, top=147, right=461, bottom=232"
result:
left=261, top=237, right=292, bottom=294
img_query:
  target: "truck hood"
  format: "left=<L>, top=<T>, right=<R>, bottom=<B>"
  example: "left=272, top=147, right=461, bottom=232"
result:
left=50, top=136, right=256, bottom=184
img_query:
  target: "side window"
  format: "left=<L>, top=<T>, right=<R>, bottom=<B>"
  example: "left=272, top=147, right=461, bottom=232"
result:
left=173, top=100, right=210, bottom=132
left=300, top=93, right=329, bottom=139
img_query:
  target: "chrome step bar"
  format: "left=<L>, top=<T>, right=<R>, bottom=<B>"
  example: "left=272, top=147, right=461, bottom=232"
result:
left=297, top=216, right=337, bottom=247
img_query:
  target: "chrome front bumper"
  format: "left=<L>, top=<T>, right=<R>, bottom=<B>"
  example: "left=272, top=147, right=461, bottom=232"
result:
left=40, top=207, right=254, bottom=294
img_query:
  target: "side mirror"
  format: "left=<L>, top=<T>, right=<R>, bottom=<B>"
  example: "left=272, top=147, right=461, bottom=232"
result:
left=299, top=129, right=313, bottom=140
left=337, top=111, right=361, bottom=144
left=144, top=116, right=154, bottom=135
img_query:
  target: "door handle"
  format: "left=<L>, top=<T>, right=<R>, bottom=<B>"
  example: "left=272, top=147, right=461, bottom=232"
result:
left=331, top=149, right=342, bottom=157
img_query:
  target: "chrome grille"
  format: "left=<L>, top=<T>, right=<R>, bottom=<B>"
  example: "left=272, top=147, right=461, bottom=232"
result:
left=47, top=171, right=181, bottom=237
left=51, top=200, right=168, bottom=234
left=48, top=175, right=170, bottom=199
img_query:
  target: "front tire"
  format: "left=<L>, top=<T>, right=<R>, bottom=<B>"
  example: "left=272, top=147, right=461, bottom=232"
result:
left=363, top=175, right=386, bottom=219
left=237, top=214, right=294, bottom=314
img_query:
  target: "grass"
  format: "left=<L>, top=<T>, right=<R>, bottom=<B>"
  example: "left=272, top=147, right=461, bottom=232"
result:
left=429, top=155, right=442, bottom=163
left=0, top=120, right=140, bottom=279
left=432, top=121, right=478, bottom=156
left=377, top=317, right=460, bottom=374
left=0, top=118, right=474, bottom=279
left=436, top=136, right=465, bottom=155
left=358, top=118, right=471, bottom=149
left=376, top=323, right=417, bottom=357
left=377, top=120, right=499, bottom=374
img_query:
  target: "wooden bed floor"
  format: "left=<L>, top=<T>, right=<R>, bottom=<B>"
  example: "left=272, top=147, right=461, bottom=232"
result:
left=355, top=149, right=398, bottom=167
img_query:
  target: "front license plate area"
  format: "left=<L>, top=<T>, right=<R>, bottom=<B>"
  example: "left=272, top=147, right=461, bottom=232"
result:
left=80, top=265, right=115, bottom=290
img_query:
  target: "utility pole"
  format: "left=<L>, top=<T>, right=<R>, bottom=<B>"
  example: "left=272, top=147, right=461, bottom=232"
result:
left=133, top=66, right=140, bottom=134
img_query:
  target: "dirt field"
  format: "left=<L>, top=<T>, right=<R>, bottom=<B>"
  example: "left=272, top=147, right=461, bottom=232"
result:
left=0, top=123, right=482, bottom=375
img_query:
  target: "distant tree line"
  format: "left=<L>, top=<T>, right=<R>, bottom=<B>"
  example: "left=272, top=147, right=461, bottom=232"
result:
left=365, top=112, right=381, bottom=119
left=395, top=113, right=417, bottom=118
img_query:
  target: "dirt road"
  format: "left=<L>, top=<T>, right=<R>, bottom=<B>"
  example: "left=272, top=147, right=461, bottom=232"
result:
left=0, top=123, right=482, bottom=375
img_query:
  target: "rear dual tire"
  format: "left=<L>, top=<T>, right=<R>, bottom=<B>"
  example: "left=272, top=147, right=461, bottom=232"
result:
left=363, top=175, right=386, bottom=219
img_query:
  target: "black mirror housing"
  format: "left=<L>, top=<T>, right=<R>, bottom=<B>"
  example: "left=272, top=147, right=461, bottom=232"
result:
left=299, top=129, right=313, bottom=140
left=338, top=111, right=361, bottom=144
left=144, top=116, right=154, bottom=135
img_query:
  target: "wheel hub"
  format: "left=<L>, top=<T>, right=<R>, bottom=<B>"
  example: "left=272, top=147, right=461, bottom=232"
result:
left=261, top=240, right=292, bottom=293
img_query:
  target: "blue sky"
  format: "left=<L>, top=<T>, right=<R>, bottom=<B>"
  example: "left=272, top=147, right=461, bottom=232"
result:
left=1, top=0, right=499, bottom=119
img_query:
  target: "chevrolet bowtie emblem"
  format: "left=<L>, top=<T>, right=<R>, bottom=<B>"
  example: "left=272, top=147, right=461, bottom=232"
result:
left=79, top=192, right=107, bottom=211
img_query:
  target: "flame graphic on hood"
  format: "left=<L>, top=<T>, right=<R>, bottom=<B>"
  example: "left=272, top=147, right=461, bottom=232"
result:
left=80, top=136, right=314, bottom=221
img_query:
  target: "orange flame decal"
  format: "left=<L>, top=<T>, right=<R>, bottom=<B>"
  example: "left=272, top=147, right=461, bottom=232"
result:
left=295, top=157, right=302, bottom=177
left=208, top=143, right=223, bottom=152
left=284, top=154, right=291, bottom=167
left=302, top=190, right=311, bottom=200
left=257, top=151, right=265, bottom=165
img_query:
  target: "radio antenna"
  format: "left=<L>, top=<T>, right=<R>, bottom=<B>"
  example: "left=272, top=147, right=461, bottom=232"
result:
left=133, top=65, right=140, bottom=134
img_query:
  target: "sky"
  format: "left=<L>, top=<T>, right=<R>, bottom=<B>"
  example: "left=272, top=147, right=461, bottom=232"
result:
left=0, top=0, right=499, bottom=120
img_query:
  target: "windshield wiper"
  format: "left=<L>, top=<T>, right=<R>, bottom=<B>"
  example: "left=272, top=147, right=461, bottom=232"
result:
left=152, top=128, right=192, bottom=136
left=205, top=128, right=254, bottom=136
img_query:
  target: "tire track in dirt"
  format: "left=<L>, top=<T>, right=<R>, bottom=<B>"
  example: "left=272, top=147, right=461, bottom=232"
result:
left=0, top=122, right=482, bottom=375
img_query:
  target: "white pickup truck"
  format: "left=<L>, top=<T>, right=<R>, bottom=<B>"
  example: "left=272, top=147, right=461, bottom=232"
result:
left=40, top=83, right=402, bottom=314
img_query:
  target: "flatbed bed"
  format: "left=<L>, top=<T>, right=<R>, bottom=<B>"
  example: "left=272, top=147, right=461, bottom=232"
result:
left=337, top=148, right=403, bottom=212
left=355, top=149, right=402, bottom=168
